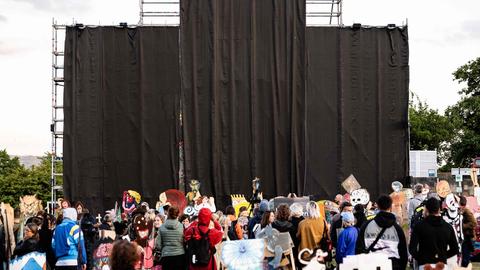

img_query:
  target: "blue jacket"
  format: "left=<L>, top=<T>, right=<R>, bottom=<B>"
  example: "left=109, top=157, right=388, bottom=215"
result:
left=336, top=226, right=358, bottom=264
left=52, top=219, right=87, bottom=266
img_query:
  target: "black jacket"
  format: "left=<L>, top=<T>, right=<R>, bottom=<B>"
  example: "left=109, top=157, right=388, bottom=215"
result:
left=13, top=238, right=40, bottom=258
left=272, top=220, right=294, bottom=233
left=330, top=213, right=343, bottom=248
left=356, top=211, right=408, bottom=270
left=408, top=215, right=459, bottom=266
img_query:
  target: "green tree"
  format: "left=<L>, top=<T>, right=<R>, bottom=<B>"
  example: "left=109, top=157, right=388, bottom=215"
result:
left=409, top=92, right=454, bottom=164
left=445, top=57, right=480, bottom=167
left=0, top=150, right=61, bottom=208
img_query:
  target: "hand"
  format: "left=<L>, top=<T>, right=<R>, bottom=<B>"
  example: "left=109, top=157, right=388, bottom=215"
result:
left=82, top=265, right=86, bottom=270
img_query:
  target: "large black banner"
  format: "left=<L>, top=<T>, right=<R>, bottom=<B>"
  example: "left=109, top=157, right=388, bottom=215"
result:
left=180, top=0, right=306, bottom=208
left=63, top=26, right=180, bottom=214
left=305, top=27, right=409, bottom=200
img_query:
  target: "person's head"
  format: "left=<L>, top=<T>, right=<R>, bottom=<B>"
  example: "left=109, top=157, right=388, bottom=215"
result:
left=414, top=184, right=423, bottom=195
left=154, top=214, right=163, bottom=229
left=74, top=201, right=85, bottom=214
left=459, top=195, right=467, bottom=209
left=198, top=208, right=212, bottom=226
left=225, top=206, right=236, bottom=216
left=24, top=223, right=39, bottom=240
left=62, top=208, right=78, bottom=221
left=259, top=199, right=269, bottom=214
left=60, top=199, right=70, bottom=209
left=179, top=214, right=190, bottom=228
left=275, top=204, right=290, bottom=222
left=167, top=206, right=180, bottom=220
left=260, top=211, right=273, bottom=228
left=376, top=195, right=392, bottom=211
left=339, top=201, right=353, bottom=213
left=289, top=203, right=304, bottom=218
left=334, top=194, right=344, bottom=204
left=424, top=197, right=441, bottom=216
left=353, top=203, right=365, bottom=214
left=306, top=201, right=321, bottom=219
left=341, top=212, right=355, bottom=227
left=109, top=240, right=139, bottom=270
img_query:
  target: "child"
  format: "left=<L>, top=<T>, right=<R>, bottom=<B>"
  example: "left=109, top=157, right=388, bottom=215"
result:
left=336, top=212, right=358, bottom=264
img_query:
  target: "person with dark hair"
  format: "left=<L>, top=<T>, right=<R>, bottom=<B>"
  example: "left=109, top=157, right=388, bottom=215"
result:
left=356, top=195, right=407, bottom=270
left=409, top=197, right=459, bottom=269
left=353, top=204, right=367, bottom=229
left=80, top=209, right=97, bottom=270
left=225, top=206, right=242, bottom=240
left=272, top=204, right=294, bottom=233
left=39, top=213, right=56, bottom=268
left=155, top=206, right=186, bottom=269
left=13, top=223, right=40, bottom=258
left=459, top=195, right=477, bottom=267
left=260, top=211, right=275, bottom=230
left=336, top=212, right=358, bottom=264
left=109, top=240, right=140, bottom=270
left=247, top=199, right=269, bottom=239
left=331, top=201, right=353, bottom=248
left=407, top=184, right=426, bottom=224
left=179, top=214, right=191, bottom=229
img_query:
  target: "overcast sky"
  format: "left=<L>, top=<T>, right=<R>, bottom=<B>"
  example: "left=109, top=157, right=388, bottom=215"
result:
left=0, top=0, right=479, bottom=156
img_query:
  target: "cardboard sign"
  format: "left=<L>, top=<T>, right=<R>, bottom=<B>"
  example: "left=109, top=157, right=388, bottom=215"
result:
left=9, top=251, right=46, bottom=270
left=341, top=175, right=361, bottom=193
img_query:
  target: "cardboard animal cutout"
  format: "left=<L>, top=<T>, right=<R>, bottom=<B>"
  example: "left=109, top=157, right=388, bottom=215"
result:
left=122, top=190, right=141, bottom=216
left=9, top=251, right=46, bottom=270
left=186, top=179, right=201, bottom=204
left=350, top=189, right=370, bottom=207
left=156, top=189, right=187, bottom=214
left=390, top=181, right=406, bottom=224
left=19, top=195, right=43, bottom=219
left=436, top=180, right=451, bottom=198
left=443, top=193, right=463, bottom=251
left=298, top=248, right=328, bottom=270
left=221, top=239, right=265, bottom=270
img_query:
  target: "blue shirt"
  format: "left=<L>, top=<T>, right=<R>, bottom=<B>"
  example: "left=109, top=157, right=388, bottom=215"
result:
left=336, top=226, right=358, bottom=264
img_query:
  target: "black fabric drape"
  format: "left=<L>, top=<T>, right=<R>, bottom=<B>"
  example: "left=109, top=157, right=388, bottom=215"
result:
left=305, top=27, right=409, bottom=200
left=180, top=0, right=306, bottom=209
left=64, top=26, right=180, bottom=214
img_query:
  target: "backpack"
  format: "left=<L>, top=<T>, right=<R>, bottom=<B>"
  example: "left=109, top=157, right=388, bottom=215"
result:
left=410, top=202, right=425, bottom=230
left=227, top=220, right=239, bottom=240
left=187, top=227, right=213, bottom=266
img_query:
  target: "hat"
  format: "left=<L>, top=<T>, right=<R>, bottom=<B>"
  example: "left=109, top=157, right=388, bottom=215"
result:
left=63, top=208, right=78, bottom=221
left=259, top=199, right=269, bottom=213
left=341, top=212, right=354, bottom=223
left=414, top=184, right=423, bottom=194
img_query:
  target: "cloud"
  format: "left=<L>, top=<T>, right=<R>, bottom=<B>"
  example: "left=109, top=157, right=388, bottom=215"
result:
left=0, top=14, right=6, bottom=23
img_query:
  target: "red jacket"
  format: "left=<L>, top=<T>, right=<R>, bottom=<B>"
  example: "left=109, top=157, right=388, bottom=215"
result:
left=184, top=208, right=223, bottom=270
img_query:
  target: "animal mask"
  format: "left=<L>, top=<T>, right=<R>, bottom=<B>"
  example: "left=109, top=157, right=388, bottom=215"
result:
left=436, top=181, right=451, bottom=198
left=445, top=193, right=459, bottom=212
left=19, top=195, right=42, bottom=218
left=122, top=190, right=141, bottom=216
left=350, top=189, right=370, bottom=207
left=133, top=215, right=149, bottom=248
left=391, top=181, right=403, bottom=193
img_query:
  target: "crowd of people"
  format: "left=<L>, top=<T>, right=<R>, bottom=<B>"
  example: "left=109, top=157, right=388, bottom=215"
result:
left=2, top=183, right=478, bottom=270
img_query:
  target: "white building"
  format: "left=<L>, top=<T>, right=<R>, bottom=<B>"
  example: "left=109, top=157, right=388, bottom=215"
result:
left=409, top=150, right=437, bottom=177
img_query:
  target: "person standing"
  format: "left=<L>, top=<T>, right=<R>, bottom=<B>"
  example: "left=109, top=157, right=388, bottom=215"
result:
left=356, top=195, right=407, bottom=270
left=336, top=212, right=358, bottom=265
left=407, top=184, right=425, bottom=224
left=330, top=201, right=353, bottom=248
left=459, top=196, right=477, bottom=267
left=13, top=223, right=40, bottom=258
left=184, top=208, right=223, bottom=270
left=297, top=201, right=326, bottom=260
left=408, top=197, right=459, bottom=269
left=52, top=208, right=87, bottom=270
left=156, top=206, right=186, bottom=269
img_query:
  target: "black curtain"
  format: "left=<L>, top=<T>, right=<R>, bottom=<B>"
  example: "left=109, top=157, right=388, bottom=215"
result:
left=305, top=27, right=409, bottom=200
left=180, top=0, right=306, bottom=209
left=63, top=26, right=180, bottom=214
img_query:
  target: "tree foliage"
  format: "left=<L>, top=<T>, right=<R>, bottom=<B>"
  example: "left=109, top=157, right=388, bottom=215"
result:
left=0, top=150, right=62, bottom=208
left=409, top=93, right=454, bottom=153
left=445, top=57, right=480, bottom=167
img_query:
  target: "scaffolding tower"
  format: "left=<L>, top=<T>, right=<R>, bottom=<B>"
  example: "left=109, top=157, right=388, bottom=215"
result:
left=138, top=0, right=343, bottom=26
left=50, top=19, right=66, bottom=213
